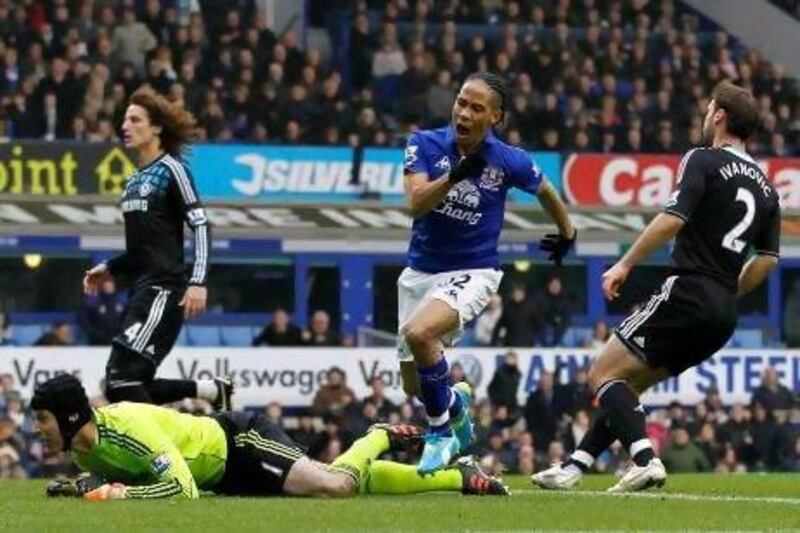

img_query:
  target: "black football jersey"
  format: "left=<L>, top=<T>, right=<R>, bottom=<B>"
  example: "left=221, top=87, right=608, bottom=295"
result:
left=106, top=153, right=210, bottom=290
left=664, top=146, right=780, bottom=290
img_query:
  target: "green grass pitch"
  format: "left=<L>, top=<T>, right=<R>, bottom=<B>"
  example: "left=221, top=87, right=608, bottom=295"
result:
left=2, top=474, right=799, bottom=531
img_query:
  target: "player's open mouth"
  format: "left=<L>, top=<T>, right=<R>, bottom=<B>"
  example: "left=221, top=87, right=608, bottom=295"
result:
left=455, top=124, right=470, bottom=135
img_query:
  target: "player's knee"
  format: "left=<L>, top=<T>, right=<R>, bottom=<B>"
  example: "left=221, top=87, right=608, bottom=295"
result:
left=401, top=322, right=434, bottom=354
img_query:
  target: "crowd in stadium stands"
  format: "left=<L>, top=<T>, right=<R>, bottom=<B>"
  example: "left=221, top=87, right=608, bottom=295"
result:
left=1, top=359, right=797, bottom=479
left=0, top=1, right=793, bottom=156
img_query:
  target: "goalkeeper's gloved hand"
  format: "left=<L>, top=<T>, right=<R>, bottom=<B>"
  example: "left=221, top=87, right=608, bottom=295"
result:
left=84, top=482, right=128, bottom=501
left=540, top=229, right=577, bottom=267
left=448, top=153, right=486, bottom=183
left=46, top=473, right=107, bottom=498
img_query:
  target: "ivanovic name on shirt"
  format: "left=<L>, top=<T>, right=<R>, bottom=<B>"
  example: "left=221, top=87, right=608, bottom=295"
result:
left=719, top=160, right=772, bottom=198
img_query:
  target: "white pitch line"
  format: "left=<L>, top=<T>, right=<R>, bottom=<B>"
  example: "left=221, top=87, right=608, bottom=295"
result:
left=514, top=489, right=800, bottom=506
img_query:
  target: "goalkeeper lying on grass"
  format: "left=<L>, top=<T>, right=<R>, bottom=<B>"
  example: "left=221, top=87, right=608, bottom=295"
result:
left=33, top=374, right=508, bottom=500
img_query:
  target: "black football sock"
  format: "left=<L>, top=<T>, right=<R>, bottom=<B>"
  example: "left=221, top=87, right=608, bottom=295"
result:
left=565, top=409, right=616, bottom=472
left=597, top=380, right=654, bottom=467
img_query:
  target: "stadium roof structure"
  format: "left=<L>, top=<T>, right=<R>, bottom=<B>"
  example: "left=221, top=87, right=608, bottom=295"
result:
left=0, top=196, right=798, bottom=256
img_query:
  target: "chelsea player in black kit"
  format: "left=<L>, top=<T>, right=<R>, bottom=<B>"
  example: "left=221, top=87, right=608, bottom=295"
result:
left=534, top=80, right=781, bottom=492
left=83, top=86, right=231, bottom=409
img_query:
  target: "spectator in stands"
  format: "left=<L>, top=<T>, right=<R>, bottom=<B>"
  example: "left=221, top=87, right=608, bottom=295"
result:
left=252, top=308, right=303, bottom=346
left=772, top=409, right=796, bottom=470
left=584, top=320, right=610, bottom=349
left=426, top=70, right=456, bottom=126
left=667, top=400, right=688, bottom=428
left=534, top=275, right=571, bottom=347
left=0, top=442, right=27, bottom=479
left=553, top=364, right=593, bottom=417
left=78, top=278, right=126, bottom=345
left=33, top=321, right=73, bottom=346
left=562, top=409, right=590, bottom=452
left=303, top=310, right=341, bottom=346
left=311, top=367, right=355, bottom=418
left=718, top=403, right=752, bottom=456
left=362, top=376, right=396, bottom=420
left=752, top=367, right=795, bottom=413
left=747, top=402, right=780, bottom=471
left=289, top=410, right=319, bottom=451
left=0, top=312, right=14, bottom=346
left=264, top=401, right=283, bottom=427
left=695, top=422, right=722, bottom=467
left=4, top=394, right=26, bottom=430
left=661, top=425, right=712, bottom=473
left=782, top=436, right=800, bottom=472
left=474, top=295, right=502, bottom=346
left=111, top=6, right=158, bottom=75
left=716, top=443, right=747, bottom=473
left=524, top=371, right=558, bottom=450
left=492, top=283, right=541, bottom=346
left=487, top=350, right=522, bottom=416
left=546, top=440, right=566, bottom=467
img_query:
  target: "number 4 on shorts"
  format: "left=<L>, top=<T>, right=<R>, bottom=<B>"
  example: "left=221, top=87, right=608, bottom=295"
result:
left=123, top=322, right=142, bottom=344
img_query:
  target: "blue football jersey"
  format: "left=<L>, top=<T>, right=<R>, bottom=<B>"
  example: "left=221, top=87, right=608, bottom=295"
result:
left=403, top=126, right=545, bottom=273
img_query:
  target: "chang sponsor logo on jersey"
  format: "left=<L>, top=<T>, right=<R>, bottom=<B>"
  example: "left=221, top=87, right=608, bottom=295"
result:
left=434, top=181, right=483, bottom=225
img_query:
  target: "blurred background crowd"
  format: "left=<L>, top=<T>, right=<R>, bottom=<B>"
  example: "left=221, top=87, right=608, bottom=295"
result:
left=0, top=0, right=795, bottom=153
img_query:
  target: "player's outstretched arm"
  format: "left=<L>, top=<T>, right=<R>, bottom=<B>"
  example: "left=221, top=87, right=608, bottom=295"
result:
left=537, top=179, right=575, bottom=238
left=737, top=254, right=778, bottom=297
left=603, top=213, right=684, bottom=300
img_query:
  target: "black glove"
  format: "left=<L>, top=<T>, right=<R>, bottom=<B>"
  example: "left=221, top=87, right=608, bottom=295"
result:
left=540, top=229, right=577, bottom=267
left=448, top=153, right=486, bottom=183
left=46, top=473, right=107, bottom=498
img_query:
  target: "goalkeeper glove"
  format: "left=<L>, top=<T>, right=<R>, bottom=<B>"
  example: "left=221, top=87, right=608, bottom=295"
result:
left=46, top=473, right=107, bottom=498
left=84, top=483, right=128, bottom=501
left=448, top=153, right=486, bottom=183
left=540, top=229, right=577, bottom=267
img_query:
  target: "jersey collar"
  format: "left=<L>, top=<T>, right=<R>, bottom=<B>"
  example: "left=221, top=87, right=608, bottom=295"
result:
left=721, top=145, right=756, bottom=164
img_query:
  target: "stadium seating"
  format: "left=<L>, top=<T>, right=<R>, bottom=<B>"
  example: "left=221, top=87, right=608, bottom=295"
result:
left=186, top=325, right=223, bottom=347
left=221, top=325, right=256, bottom=347
left=10, top=325, right=45, bottom=346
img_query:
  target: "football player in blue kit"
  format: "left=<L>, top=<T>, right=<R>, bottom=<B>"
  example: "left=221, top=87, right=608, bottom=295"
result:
left=399, top=72, right=577, bottom=473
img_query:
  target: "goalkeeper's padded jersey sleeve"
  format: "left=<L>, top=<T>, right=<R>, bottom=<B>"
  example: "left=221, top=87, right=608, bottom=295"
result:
left=72, top=403, right=228, bottom=499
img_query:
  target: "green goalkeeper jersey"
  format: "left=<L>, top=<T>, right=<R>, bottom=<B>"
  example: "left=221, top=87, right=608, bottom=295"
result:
left=72, top=402, right=228, bottom=499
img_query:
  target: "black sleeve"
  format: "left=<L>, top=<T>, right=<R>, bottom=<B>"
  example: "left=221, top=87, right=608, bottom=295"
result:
left=754, top=202, right=781, bottom=258
left=170, top=161, right=211, bottom=286
left=664, top=149, right=707, bottom=222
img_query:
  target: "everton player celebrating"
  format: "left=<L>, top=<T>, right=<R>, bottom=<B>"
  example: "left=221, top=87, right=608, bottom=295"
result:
left=534, top=81, right=780, bottom=492
left=399, top=72, right=577, bottom=473
left=83, top=86, right=231, bottom=409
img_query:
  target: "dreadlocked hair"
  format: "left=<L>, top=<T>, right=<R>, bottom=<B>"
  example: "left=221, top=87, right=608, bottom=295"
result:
left=466, top=71, right=508, bottom=126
